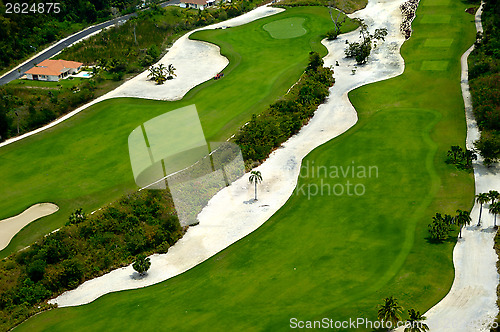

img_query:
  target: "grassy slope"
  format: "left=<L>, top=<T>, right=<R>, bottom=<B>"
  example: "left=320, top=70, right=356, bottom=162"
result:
left=0, top=7, right=358, bottom=257
left=15, top=0, right=475, bottom=331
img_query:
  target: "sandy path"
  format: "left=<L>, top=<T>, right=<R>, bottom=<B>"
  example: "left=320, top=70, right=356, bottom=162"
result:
left=0, top=5, right=284, bottom=150
left=0, top=203, right=59, bottom=251
left=50, top=0, right=407, bottom=307
left=420, top=4, right=500, bottom=331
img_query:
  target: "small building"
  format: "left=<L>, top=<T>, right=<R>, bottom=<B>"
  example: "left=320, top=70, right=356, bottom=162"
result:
left=179, top=0, right=214, bottom=10
left=25, top=59, right=83, bottom=82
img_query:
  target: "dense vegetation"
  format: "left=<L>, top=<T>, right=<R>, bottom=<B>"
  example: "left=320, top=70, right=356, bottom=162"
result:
left=0, top=189, right=183, bottom=331
left=0, top=1, right=265, bottom=142
left=235, top=51, right=334, bottom=167
left=274, top=0, right=366, bottom=14
left=468, top=0, right=500, bottom=165
left=0, top=0, right=145, bottom=73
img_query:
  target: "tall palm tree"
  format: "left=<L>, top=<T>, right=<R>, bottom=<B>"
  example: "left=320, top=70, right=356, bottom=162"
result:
left=488, top=190, right=500, bottom=205
left=377, top=296, right=403, bottom=328
left=490, top=202, right=500, bottom=228
left=249, top=170, right=262, bottom=201
left=476, top=192, right=490, bottom=226
left=455, top=209, right=471, bottom=238
left=404, top=309, right=429, bottom=332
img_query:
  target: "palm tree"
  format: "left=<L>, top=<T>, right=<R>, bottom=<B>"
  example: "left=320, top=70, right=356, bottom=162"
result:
left=455, top=209, right=471, bottom=238
left=166, top=64, right=176, bottom=80
left=488, top=190, right=500, bottom=205
left=377, top=296, right=403, bottom=328
left=476, top=192, right=490, bottom=226
left=490, top=202, right=500, bottom=228
left=404, top=309, right=429, bottom=332
left=249, top=170, right=262, bottom=201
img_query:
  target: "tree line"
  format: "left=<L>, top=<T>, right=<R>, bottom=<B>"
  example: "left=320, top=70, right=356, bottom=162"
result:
left=0, top=189, right=184, bottom=331
left=468, top=0, right=500, bottom=165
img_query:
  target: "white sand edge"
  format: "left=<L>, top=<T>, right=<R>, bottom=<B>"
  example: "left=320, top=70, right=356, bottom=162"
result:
left=50, top=0, right=407, bottom=307
left=0, top=203, right=59, bottom=251
left=0, top=5, right=285, bottom=150
left=418, top=4, right=500, bottom=331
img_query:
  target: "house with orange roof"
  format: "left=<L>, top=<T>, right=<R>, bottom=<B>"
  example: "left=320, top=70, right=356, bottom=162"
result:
left=25, top=59, right=83, bottom=82
left=179, top=0, right=214, bottom=10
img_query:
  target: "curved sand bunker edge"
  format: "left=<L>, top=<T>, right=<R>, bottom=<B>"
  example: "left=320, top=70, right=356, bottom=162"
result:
left=0, top=203, right=59, bottom=252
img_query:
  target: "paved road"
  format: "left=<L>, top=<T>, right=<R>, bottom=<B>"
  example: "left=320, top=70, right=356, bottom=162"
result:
left=0, top=0, right=180, bottom=86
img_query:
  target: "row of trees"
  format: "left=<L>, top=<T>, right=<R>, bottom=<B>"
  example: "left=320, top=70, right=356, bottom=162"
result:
left=0, top=189, right=183, bottom=331
left=235, top=52, right=335, bottom=167
left=468, top=0, right=500, bottom=165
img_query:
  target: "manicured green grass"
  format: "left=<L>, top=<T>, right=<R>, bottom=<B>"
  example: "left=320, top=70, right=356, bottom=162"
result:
left=420, top=14, right=452, bottom=23
left=6, top=78, right=85, bottom=89
left=421, top=60, right=450, bottom=70
left=263, top=17, right=307, bottom=39
left=15, top=0, right=476, bottom=330
left=423, top=38, right=454, bottom=47
left=0, top=7, right=358, bottom=257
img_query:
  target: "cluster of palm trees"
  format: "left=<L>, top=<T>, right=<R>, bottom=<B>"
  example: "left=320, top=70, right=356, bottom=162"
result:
left=377, top=296, right=429, bottom=331
left=427, top=189, right=500, bottom=242
left=428, top=209, right=471, bottom=242
left=446, top=145, right=477, bottom=170
left=147, top=63, right=176, bottom=85
left=476, top=190, right=500, bottom=227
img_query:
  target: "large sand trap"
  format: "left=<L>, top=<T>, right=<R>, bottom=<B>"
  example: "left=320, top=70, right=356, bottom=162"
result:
left=0, top=5, right=285, bottom=149
left=50, top=0, right=407, bottom=307
left=419, top=4, right=500, bottom=331
left=0, top=203, right=59, bottom=251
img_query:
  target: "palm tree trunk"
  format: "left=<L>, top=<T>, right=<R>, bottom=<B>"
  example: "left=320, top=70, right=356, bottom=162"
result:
left=478, top=205, right=482, bottom=226
left=495, top=214, right=497, bottom=228
left=254, top=181, right=257, bottom=200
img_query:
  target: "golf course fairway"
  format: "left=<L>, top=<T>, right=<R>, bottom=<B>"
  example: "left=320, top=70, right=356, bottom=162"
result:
left=0, top=7, right=358, bottom=258
left=15, top=0, right=476, bottom=330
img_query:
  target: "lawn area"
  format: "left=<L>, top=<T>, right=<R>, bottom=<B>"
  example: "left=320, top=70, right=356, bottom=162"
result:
left=6, top=77, right=86, bottom=89
left=15, top=0, right=476, bottom=330
left=0, top=7, right=358, bottom=257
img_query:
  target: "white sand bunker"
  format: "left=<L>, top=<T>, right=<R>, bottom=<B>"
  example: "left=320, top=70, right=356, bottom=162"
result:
left=51, top=0, right=407, bottom=307
left=0, top=203, right=59, bottom=251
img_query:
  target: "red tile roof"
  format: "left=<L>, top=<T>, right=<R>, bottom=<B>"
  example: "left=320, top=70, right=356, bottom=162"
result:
left=184, top=0, right=208, bottom=5
left=25, top=59, right=83, bottom=76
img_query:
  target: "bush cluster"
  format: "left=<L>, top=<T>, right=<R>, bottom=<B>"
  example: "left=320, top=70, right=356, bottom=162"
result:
left=0, top=189, right=183, bottom=331
left=235, top=52, right=334, bottom=167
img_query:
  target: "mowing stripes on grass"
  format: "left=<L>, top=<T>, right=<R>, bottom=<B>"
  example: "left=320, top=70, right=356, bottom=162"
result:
left=420, top=14, right=451, bottom=24
left=422, top=0, right=450, bottom=6
left=263, top=17, right=307, bottom=39
left=423, top=38, right=454, bottom=47
left=420, top=60, right=449, bottom=71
